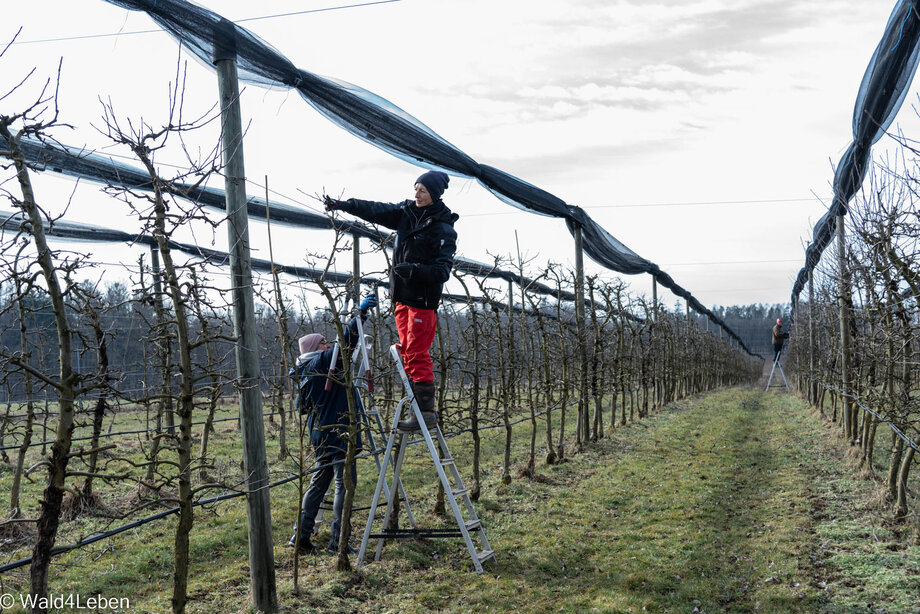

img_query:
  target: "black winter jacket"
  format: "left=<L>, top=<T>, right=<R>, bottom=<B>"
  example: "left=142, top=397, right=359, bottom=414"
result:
left=290, top=316, right=364, bottom=460
left=339, top=198, right=458, bottom=310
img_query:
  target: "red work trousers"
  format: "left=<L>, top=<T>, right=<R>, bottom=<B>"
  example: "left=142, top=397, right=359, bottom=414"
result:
left=394, top=302, right=437, bottom=383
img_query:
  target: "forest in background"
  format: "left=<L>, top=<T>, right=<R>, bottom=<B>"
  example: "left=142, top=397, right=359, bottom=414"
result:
left=712, top=303, right=788, bottom=358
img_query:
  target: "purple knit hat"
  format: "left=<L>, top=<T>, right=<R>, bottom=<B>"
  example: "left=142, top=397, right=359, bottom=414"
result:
left=298, top=333, right=324, bottom=355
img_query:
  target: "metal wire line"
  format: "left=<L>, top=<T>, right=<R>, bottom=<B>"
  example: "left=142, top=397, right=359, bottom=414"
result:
left=0, top=411, right=259, bottom=451
left=0, top=399, right=573, bottom=573
left=805, top=376, right=920, bottom=454
left=11, top=1, right=403, bottom=46
left=462, top=197, right=834, bottom=216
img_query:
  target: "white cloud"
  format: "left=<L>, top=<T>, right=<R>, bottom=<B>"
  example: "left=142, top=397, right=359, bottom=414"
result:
left=1, top=0, right=911, bottom=307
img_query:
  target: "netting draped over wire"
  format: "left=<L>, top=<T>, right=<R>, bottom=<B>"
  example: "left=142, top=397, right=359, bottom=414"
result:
left=1, top=132, right=586, bottom=302
left=0, top=204, right=596, bottom=319
left=790, top=0, right=920, bottom=309
left=25, top=0, right=753, bottom=352
left=7, top=130, right=594, bottom=292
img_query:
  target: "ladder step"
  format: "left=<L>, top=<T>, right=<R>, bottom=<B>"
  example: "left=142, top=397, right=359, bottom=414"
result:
left=396, top=425, right=441, bottom=433
left=371, top=528, right=463, bottom=539
left=359, top=344, right=492, bottom=574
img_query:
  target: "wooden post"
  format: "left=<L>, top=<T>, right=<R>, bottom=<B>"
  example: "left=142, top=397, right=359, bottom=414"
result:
left=353, top=233, right=361, bottom=307
left=649, top=276, right=658, bottom=415
left=836, top=213, right=853, bottom=441
left=213, top=20, right=277, bottom=613
left=574, top=225, right=588, bottom=443
left=808, top=267, right=816, bottom=406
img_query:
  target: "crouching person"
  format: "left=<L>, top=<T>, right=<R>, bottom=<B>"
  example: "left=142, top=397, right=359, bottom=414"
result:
left=288, top=294, right=377, bottom=554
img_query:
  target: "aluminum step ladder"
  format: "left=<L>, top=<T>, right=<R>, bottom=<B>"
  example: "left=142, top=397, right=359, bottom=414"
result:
left=314, top=316, right=415, bottom=531
left=357, top=343, right=495, bottom=574
left=765, top=348, right=790, bottom=392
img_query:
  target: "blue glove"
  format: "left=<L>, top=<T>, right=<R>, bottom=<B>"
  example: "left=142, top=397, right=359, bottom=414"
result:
left=359, top=294, right=378, bottom=313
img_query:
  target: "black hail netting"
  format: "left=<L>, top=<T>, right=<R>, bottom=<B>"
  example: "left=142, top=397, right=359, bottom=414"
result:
left=0, top=210, right=602, bottom=321
left=0, top=209, right=364, bottom=287
left=790, top=0, right=920, bottom=310
left=9, top=0, right=755, bottom=353
left=1, top=133, right=588, bottom=304
left=100, top=0, right=755, bottom=351
left=1, top=133, right=578, bottom=301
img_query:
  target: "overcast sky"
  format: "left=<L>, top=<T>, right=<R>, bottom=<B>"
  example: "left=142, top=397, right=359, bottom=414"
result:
left=3, top=0, right=918, bottom=311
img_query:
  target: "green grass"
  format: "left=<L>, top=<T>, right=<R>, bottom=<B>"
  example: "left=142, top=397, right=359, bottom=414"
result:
left=1, top=387, right=918, bottom=613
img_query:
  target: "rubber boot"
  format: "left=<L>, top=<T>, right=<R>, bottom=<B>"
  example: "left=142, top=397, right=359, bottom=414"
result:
left=398, top=381, right=438, bottom=431
left=288, top=533, right=317, bottom=554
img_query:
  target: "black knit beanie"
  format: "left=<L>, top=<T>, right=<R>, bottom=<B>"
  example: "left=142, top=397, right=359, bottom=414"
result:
left=416, top=170, right=450, bottom=201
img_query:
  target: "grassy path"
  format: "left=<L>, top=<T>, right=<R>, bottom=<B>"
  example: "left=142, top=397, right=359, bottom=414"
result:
left=5, top=387, right=918, bottom=612
left=341, top=387, right=919, bottom=613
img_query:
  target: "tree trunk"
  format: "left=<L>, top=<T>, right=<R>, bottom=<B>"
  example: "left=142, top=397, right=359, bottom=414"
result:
left=82, top=313, right=109, bottom=500
left=150, top=184, right=197, bottom=614
left=4, top=124, right=79, bottom=613
left=894, top=442, right=915, bottom=520
left=887, top=433, right=904, bottom=502
left=456, top=278, right=482, bottom=498
left=10, top=274, right=35, bottom=517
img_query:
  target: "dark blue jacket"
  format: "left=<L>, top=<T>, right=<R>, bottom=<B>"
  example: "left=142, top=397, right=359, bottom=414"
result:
left=339, top=198, right=458, bottom=309
left=290, top=316, right=364, bottom=460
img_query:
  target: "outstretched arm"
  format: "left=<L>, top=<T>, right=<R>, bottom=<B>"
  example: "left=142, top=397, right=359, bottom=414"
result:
left=326, top=196, right=406, bottom=230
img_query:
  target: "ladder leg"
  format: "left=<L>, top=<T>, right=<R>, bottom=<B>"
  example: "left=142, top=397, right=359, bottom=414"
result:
left=395, top=463, right=417, bottom=529
left=358, top=343, right=494, bottom=574
left=371, top=399, right=417, bottom=528
left=414, top=417, right=484, bottom=572
left=375, top=433, right=409, bottom=562
left=435, top=429, right=493, bottom=560
left=357, top=423, right=399, bottom=569
left=359, top=399, right=386, bottom=486
left=359, top=362, right=417, bottom=528
left=778, top=363, right=791, bottom=392
left=765, top=356, right=778, bottom=391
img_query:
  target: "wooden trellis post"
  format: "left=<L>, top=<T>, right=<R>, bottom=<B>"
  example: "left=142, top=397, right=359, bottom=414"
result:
left=808, top=267, right=817, bottom=406
left=573, top=224, right=588, bottom=443
left=836, top=213, right=854, bottom=441
left=353, top=233, right=361, bottom=306
left=213, top=18, right=277, bottom=613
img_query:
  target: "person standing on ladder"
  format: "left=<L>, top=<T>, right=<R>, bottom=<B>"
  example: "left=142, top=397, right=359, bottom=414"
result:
left=289, top=293, right=377, bottom=554
left=771, top=317, right=788, bottom=362
left=325, top=170, right=458, bottom=431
